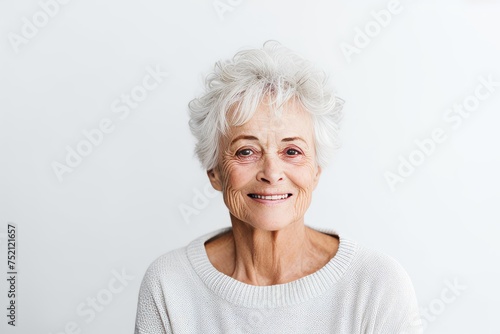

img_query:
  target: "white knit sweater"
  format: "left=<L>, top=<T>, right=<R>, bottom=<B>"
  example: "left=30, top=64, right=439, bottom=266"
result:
left=135, top=227, right=422, bottom=333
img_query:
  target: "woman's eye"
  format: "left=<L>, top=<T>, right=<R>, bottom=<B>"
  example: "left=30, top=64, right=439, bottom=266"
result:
left=237, top=149, right=253, bottom=156
left=286, top=148, right=301, bottom=156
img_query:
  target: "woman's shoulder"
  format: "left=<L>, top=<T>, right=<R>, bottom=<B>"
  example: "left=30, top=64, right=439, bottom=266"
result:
left=139, top=227, right=230, bottom=286
left=314, top=229, right=413, bottom=287
left=342, top=241, right=417, bottom=298
left=312, top=226, right=409, bottom=274
left=140, top=247, right=189, bottom=285
left=340, top=241, right=422, bottom=332
left=352, top=243, right=412, bottom=279
left=315, top=228, right=415, bottom=292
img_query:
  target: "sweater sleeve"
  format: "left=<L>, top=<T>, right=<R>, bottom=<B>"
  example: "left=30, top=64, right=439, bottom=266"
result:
left=134, top=260, right=173, bottom=334
left=364, top=253, right=423, bottom=334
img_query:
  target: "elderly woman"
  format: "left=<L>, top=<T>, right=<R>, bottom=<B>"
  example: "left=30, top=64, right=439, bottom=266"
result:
left=135, top=41, right=422, bottom=334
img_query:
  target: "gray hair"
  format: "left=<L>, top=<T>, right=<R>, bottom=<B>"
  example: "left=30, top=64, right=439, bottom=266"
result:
left=188, top=41, right=344, bottom=170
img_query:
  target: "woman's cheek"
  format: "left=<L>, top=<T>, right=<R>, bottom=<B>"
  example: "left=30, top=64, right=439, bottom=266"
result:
left=290, top=162, right=318, bottom=218
left=293, top=188, right=311, bottom=219
left=225, top=188, right=248, bottom=219
left=220, top=159, right=244, bottom=189
left=219, top=159, right=252, bottom=219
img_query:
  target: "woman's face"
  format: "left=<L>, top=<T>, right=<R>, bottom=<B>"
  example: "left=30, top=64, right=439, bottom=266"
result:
left=208, top=99, right=322, bottom=231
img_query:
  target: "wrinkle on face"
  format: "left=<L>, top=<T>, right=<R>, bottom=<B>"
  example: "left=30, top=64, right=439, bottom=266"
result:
left=210, top=97, right=321, bottom=231
left=203, top=97, right=341, bottom=286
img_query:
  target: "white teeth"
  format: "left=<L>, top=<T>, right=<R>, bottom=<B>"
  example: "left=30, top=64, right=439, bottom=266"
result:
left=250, top=194, right=289, bottom=200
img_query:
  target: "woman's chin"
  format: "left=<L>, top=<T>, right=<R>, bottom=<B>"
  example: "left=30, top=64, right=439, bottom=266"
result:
left=236, top=215, right=299, bottom=232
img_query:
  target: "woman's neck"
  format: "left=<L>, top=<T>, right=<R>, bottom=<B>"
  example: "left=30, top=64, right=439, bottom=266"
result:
left=205, top=219, right=339, bottom=286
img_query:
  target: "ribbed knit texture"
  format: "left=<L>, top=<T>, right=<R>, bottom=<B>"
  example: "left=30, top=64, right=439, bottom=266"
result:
left=135, top=227, right=423, bottom=334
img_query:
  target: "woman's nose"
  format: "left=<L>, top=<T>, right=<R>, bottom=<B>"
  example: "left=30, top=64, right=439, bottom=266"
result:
left=256, top=153, right=284, bottom=184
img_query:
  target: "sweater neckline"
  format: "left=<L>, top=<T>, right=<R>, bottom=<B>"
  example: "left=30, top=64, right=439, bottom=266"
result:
left=186, top=226, right=357, bottom=308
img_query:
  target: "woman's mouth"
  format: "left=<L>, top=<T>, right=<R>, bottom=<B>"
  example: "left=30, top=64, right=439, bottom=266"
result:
left=248, top=193, right=292, bottom=200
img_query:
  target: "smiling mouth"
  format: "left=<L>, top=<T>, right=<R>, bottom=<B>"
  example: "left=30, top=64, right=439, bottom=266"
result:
left=247, top=193, right=292, bottom=200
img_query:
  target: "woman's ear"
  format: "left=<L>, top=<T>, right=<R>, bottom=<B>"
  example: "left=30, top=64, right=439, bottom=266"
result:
left=313, top=165, right=322, bottom=190
left=207, top=168, right=223, bottom=191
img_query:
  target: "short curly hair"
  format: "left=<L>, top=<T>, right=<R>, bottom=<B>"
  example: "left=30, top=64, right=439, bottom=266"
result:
left=188, top=40, right=344, bottom=170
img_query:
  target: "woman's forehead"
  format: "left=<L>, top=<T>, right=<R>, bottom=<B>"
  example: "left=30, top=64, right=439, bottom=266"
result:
left=236, top=101, right=311, bottom=127
left=227, top=108, right=314, bottom=143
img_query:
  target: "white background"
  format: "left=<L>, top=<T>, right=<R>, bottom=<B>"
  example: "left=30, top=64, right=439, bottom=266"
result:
left=1, top=0, right=499, bottom=333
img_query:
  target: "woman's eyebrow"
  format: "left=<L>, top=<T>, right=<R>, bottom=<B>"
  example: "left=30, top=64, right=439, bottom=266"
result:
left=281, top=137, right=307, bottom=144
left=230, top=135, right=308, bottom=146
left=230, top=135, right=259, bottom=145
